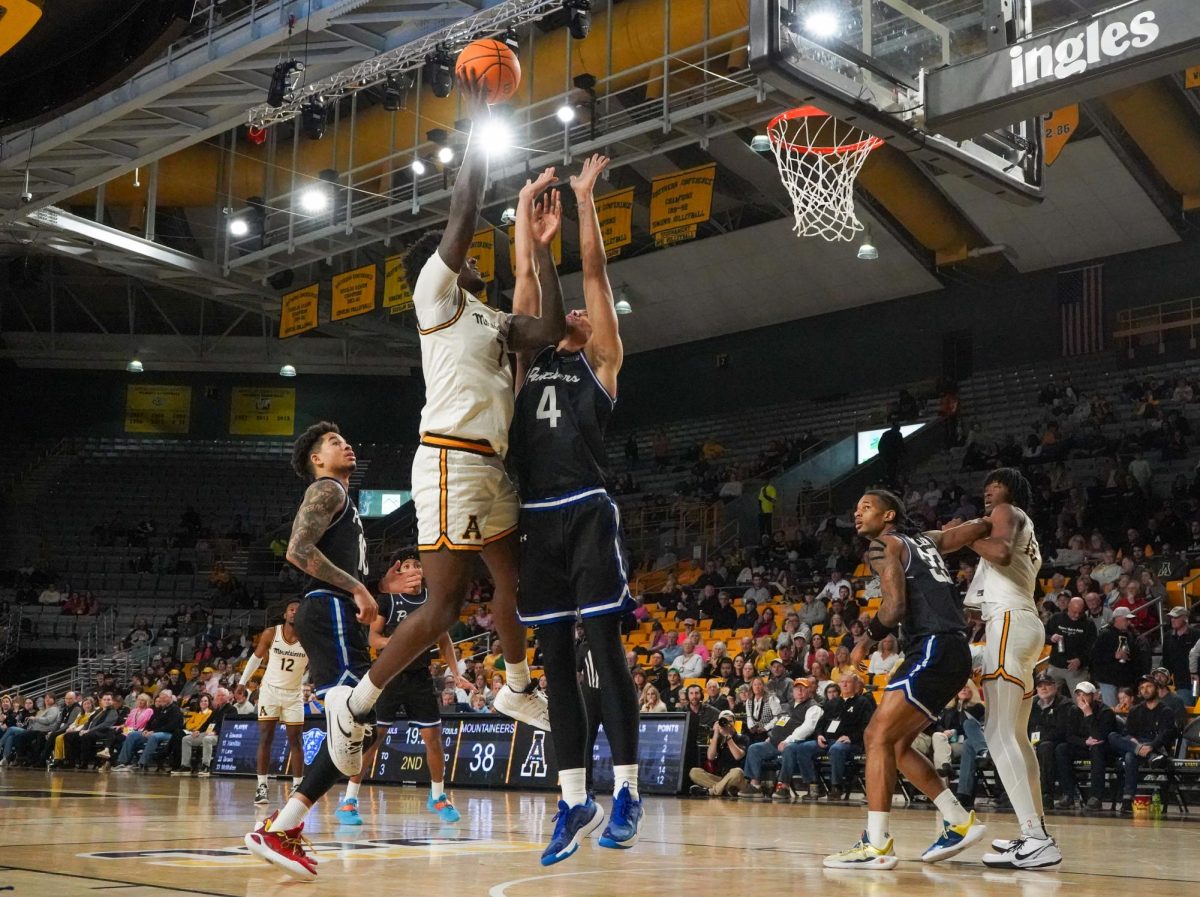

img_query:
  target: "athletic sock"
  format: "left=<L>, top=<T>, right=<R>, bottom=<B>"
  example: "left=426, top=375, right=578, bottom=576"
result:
left=613, top=765, right=639, bottom=800
left=934, top=789, right=971, bottom=826
left=273, top=797, right=309, bottom=831
left=505, top=660, right=531, bottom=692
left=257, top=774, right=268, bottom=788
left=867, top=811, right=890, bottom=849
left=559, top=768, right=588, bottom=807
left=1020, top=815, right=1049, bottom=840
left=347, top=672, right=383, bottom=718
left=430, top=780, right=445, bottom=800
left=344, top=781, right=360, bottom=800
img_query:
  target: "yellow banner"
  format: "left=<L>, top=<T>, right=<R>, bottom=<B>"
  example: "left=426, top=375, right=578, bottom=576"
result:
left=1043, top=105, right=1079, bottom=167
left=331, top=263, right=377, bottom=321
left=596, top=187, right=635, bottom=256
left=279, top=284, right=319, bottom=339
left=1188, top=65, right=1200, bottom=89
left=125, top=385, right=191, bottom=434
left=229, top=387, right=296, bottom=436
left=649, top=163, right=716, bottom=236
left=469, top=228, right=496, bottom=285
left=506, top=225, right=563, bottom=271
left=383, top=254, right=414, bottom=314
left=655, top=225, right=697, bottom=248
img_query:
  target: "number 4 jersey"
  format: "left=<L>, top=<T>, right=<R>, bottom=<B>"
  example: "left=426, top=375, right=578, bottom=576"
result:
left=509, top=346, right=614, bottom=501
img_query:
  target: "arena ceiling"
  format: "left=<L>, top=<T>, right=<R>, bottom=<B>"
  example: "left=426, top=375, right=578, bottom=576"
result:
left=0, top=0, right=1197, bottom=373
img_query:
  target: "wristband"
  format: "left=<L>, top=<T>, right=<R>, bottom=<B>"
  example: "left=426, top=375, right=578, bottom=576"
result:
left=867, top=617, right=897, bottom=642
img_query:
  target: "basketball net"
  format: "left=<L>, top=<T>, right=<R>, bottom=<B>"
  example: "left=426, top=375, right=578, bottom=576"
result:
left=767, top=107, right=883, bottom=243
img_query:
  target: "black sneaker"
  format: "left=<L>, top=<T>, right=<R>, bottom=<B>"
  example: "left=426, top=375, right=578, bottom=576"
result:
left=724, top=786, right=739, bottom=799
left=1148, top=753, right=1169, bottom=769
left=1085, top=796, right=1102, bottom=811
left=689, top=785, right=710, bottom=797
left=1119, top=798, right=1133, bottom=816
left=1053, top=795, right=1077, bottom=810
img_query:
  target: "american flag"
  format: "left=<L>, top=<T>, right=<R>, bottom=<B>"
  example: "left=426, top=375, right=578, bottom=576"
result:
left=1059, top=264, right=1104, bottom=356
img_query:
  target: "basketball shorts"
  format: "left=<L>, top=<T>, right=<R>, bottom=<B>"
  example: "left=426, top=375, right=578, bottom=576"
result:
left=294, top=590, right=372, bottom=697
left=517, top=488, right=634, bottom=626
left=257, top=684, right=304, bottom=725
left=412, top=436, right=518, bottom=552
left=886, top=633, right=972, bottom=721
left=375, top=669, right=442, bottom=728
left=980, top=607, right=1045, bottom=696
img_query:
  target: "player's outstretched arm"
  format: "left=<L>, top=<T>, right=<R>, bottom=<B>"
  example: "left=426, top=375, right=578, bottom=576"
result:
left=238, top=626, right=273, bottom=686
left=511, top=168, right=556, bottom=319
left=925, top=518, right=991, bottom=555
left=571, top=154, right=622, bottom=389
left=509, top=189, right=566, bottom=350
left=286, top=480, right=377, bottom=623
left=969, top=503, right=1016, bottom=566
left=436, top=74, right=491, bottom=274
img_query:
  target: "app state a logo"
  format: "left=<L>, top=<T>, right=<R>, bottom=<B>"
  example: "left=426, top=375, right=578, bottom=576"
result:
left=520, top=731, right=548, bottom=778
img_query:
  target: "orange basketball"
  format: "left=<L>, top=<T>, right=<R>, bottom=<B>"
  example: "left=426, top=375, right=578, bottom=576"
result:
left=455, top=38, right=521, bottom=104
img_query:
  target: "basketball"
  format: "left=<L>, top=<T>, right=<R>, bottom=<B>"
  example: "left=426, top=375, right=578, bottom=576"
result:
left=455, top=38, right=521, bottom=103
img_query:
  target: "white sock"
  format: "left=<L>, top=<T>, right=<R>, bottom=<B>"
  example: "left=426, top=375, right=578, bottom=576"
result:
left=257, top=774, right=268, bottom=788
left=345, top=781, right=360, bottom=800
left=506, top=660, right=531, bottom=691
left=934, top=789, right=971, bottom=826
left=431, top=780, right=445, bottom=799
left=347, top=672, right=384, bottom=718
left=613, top=765, right=639, bottom=800
left=1021, top=816, right=1049, bottom=840
left=867, top=811, right=890, bottom=849
left=559, top=768, right=587, bottom=807
left=273, top=797, right=309, bottom=831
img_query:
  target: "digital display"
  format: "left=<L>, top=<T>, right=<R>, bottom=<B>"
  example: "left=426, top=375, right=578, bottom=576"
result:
left=358, top=489, right=412, bottom=518
left=215, top=714, right=689, bottom=794
left=856, top=423, right=924, bottom=464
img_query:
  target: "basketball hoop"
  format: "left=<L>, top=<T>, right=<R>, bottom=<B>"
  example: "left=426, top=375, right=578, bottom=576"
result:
left=767, top=106, right=883, bottom=243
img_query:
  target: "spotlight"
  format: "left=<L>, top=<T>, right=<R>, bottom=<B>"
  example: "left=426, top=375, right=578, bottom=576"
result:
left=279, top=364, right=297, bottom=378
left=804, top=9, right=841, bottom=38
left=228, top=217, right=250, bottom=237
left=126, top=359, right=144, bottom=373
left=437, top=145, right=455, bottom=164
left=425, top=44, right=455, bottom=99
left=556, top=104, right=576, bottom=124
left=411, top=158, right=427, bottom=176
left=857, top=229, right=879, bottom=261
left=750, top=134, right=772, bottom=152
left=478, top=117, right=513, bottom=155
left=500, top=207, right=517, bottom=225
left=382, top=72, right=406, bottom=112
left=564, top=0, right=592, bottom=40
left=299, top=185, right=330, bottom=213
left=268, top=59, right=304, bottom=108
left=300, top=98, right=327, bottom=140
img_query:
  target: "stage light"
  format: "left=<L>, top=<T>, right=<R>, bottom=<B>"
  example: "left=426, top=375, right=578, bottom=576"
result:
left=268, top=59, right=304, bottom=108
left=556, top=104, right=576, bottom=124
left=437, top=145, right=454, bottom=164
left=478, top=117, right=513, bottom=155
left=411, top=158, right=427, bottom=176
left=426, top=44, right=455, bottom=99
left=299, top=185, right=330, bottom=213
left=564, top=0, right=591, bottom=40
left=228, top=217, right=250, bottom=237
left=382, top=72, right=406, bottom=112
left=300, top=98, right=327, bottom=140
left=804, top=9, right=841, bottom=38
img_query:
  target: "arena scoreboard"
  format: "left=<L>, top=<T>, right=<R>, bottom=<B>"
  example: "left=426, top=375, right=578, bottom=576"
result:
left=214, top=714, right=689, bottom=794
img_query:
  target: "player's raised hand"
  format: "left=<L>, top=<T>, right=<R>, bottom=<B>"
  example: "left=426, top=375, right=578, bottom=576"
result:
left=459, top=71, right=491, bottom=119
left=531, top=188, right=561, bottom=247
left=519, top=167, right=557, bottom=203
left=570, top=153, right=610, bottom=198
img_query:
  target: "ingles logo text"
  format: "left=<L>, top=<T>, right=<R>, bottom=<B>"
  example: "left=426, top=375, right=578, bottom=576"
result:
left=1010, top=11, right=1158, bottom=88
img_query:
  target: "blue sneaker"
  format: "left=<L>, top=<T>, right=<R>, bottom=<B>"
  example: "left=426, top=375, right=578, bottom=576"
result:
left=427, top=793, right=461, bottom=823
left=921, top=811, right=986, bottom=863
left=334, top=795, right=363, bottom=825
left=540, top=798, right=605, bottom=866
left=598, top=785, right=643, bottom=849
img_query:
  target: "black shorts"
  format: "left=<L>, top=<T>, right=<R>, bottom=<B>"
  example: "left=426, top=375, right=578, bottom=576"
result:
left=516, top=489, right=634, bottom=626
left=294, top=590, right=372, bottom=697
left=885, top=633, right=972, bottom=721
left=375, top=669, right=441, bottom=728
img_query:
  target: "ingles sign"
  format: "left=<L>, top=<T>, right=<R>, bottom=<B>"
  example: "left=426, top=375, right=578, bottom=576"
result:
left=927, top=0, right=1199, bottom=139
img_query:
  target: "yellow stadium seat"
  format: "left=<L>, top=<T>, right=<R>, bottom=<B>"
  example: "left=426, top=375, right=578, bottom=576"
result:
left=683, top=677, right=707, bottom=690
left=698, top=619, right=713, bottom=631
left=526, top=647, right=537, bottom=664
left=811, top=624, right=824, bottom=635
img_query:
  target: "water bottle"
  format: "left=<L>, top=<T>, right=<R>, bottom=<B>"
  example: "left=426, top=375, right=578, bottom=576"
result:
left=1151, top=791, right=1163, bottom=818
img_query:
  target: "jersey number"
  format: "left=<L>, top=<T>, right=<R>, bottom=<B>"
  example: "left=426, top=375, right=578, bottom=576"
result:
left=913, top=540, right=954, bottom=585
left=536, top=385, right=561, bottom=428
left=280, top=658, right=295, bottom=672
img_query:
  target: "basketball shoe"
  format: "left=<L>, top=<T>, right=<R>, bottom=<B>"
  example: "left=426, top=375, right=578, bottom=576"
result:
left=493, top=682, right=550, bottom=731
left=334, top=795, right=363, bottom=825
left=598, top=784, right=642, bottom=849
left=824, top=832, right=898, bottom=870
left=540, top=797, right=605, bottom=866
left=982, top=835, right=1062, bottom=869
left=244, top=810, right=318, bottom=881
left=322, top=685, right=366, bottom=776
left=428, top=793, right=461, bottom=822
left=921, top=811, right=986, bottom=863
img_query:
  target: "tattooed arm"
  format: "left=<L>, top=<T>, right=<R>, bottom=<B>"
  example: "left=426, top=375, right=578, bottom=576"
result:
left=286, top=479, right=377, bottom=623
left=851, top=534, right=909, bottom=670
left=924, top=518, right=991, bottom=555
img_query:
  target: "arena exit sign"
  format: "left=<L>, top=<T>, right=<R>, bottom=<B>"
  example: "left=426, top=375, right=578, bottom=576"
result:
left=926, top=0, right=1200, bottom=139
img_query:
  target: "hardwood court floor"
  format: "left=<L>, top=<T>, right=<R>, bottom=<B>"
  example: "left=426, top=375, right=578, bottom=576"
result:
left=0, top=770, right=1196, bottom=896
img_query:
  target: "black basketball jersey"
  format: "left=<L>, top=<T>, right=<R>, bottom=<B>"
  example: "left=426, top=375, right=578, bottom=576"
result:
left=303, top=478, right=368, bottom=597
left=510, top=346, right=613, bottom=501
left=893, top=532, right=966, bottom=646
left=376, top=590, right=435, bottom=673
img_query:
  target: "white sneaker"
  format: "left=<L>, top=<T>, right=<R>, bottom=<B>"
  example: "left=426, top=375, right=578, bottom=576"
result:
left=493, top=683, right=551, bottom=731
left=990, top=837, right=1022, bottom=852
left=254, top=783, right=269, bottom=805
left=322, top=685, right=365, bottom=776
left=982, top=836, right=1062, bottom=870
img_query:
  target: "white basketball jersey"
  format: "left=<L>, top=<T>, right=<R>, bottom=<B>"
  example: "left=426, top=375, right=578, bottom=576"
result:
left=262, top=626, right=307, bottom=693
left=414, top=251, right=515, bottom=457
left=966, top=506, right=1041, bottom=619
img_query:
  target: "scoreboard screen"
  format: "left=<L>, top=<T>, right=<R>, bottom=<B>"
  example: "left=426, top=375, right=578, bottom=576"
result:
left=215, top=714, right=689, bottom=794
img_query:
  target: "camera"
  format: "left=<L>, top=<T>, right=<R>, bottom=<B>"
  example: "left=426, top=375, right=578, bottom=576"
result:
left=20, top=190, right=33, bottom=205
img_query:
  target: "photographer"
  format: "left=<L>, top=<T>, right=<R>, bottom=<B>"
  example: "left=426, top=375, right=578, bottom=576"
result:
left=688, top=709, right=748, bottom=797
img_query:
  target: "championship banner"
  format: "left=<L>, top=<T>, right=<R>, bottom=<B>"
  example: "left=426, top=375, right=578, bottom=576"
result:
left=596, top=187, right=634, bottom=257
left=505, top=225, right=563, bottom=271
left=229, top=387, right=296, bottom=436
left=124, top=385, right=191, bottom=434
left=649, top=163, right=716, bottom=242
left=330, top=263, right=377, bottom=321
left=1043, top=105, right=1079, bottom=166
left=655, top=225, right=696, bottom=248
left=279, top=284, right=318, bottom=338
left=1188, top=65, right=1200, bottom=89
left=383, top=254, right=414, bottom=315
left=469, top=228, right=496, bottom=285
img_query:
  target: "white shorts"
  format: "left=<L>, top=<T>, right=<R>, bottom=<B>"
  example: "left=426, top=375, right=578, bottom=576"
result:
left=412, top=437, right=518, bottom=552
left=979, top=607, right=1045, bottom=696
left=257, top=685, right=304, bottom=725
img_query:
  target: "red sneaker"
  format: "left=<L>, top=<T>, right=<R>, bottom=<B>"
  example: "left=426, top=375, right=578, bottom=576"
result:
left=244, top=810, right=318, bottom=880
